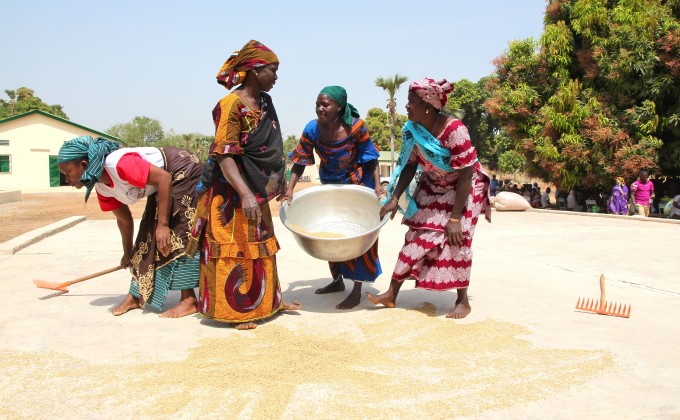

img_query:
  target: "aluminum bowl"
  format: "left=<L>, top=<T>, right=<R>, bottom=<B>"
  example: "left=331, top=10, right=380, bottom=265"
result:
left=280, top=184, right=390, bottom=262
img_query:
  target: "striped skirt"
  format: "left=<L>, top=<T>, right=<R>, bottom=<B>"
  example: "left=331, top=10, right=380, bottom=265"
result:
left=129, top=254, right=200, bottom=310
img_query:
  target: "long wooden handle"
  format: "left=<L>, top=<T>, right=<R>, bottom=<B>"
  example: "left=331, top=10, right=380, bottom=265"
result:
left=65, top=266, right=124, bottom=286
left=599, top=274, right=606, bottom=307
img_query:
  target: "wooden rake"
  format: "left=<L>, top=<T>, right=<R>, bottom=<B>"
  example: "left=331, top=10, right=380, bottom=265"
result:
left=34, top=266, right=124, bottom=300
left=575, top=274, right=631, bottom=318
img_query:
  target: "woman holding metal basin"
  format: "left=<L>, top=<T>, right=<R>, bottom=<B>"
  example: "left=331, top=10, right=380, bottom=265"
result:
left=367, top=78, right=491, bottom=319
left=285, top=86, right=385, bottom=309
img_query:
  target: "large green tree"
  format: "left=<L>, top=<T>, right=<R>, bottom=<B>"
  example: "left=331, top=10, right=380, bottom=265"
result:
left=108, top=116, right=164, bottom=147
left=486, top=0, right=680, bottom=189
left=445, top=77, right=511, bottom=170
left=364, top=107, right=407, bottom=153
left=0, top=87, right=68, bottom=119
left=375, top=74, right=408, bottom=170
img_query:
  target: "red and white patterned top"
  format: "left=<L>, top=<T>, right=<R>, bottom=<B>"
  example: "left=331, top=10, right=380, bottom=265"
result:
left=95, top=147, right=165, bottom=211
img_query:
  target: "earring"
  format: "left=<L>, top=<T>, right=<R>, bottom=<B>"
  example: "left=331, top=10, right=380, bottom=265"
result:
left=426, top=109, right=429, bottom=114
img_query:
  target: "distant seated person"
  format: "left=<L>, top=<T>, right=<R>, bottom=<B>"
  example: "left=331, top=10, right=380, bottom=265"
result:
left=567, top=190, right=583, bottom=211
left=670, top=194, right=680, bottom=219
left=522, top=188, right=531, bottom=202
left=541, top=187, right=551, bottom=208
left=530, top=192, right=541, bottom=208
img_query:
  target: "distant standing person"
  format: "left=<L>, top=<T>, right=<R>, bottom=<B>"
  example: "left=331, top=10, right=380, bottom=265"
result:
left=630, top=170, right=655, bottom=217
left=608, top=177, right=629, bottom=215
left=489, top=174, right=499, bottom=196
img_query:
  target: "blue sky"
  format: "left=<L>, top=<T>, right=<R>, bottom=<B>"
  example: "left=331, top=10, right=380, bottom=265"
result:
left=1, top=0, right=547, bottom=138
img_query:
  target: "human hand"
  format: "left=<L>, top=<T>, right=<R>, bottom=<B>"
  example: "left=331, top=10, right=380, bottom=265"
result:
left=446, top=219, right=464, bottom=246
left=375, top=184, right=387, bottom=198
left=120, top=253, right=131, bottom=268
left=380, top=198, right=399, bottom=220
left=278, top=188, right=294, bottom=205
left=155, top=225, right=172, bottom=257
left=241, top=191, right=262, bottom=224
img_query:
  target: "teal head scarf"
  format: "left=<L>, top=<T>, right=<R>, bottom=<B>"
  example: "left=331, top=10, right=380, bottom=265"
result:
left=319, top=85, right=360, bottom=126
left=58, top=136, right=121, bottom=202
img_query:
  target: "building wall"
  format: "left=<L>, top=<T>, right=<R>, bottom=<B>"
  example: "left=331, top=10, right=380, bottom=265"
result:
left=0, top=114, right=108, bottom=189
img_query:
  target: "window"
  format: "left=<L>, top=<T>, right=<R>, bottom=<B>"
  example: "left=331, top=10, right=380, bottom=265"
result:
left=0, top=155, right=10, bottom=174
left=0, top=140, right=9, bottom=146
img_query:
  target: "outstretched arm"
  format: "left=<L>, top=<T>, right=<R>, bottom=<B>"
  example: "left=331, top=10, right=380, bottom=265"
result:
left=112, top=204, right=134, bottom=267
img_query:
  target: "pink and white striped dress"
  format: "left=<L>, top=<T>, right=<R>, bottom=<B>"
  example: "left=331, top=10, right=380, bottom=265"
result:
left=392, top=119, right=491, bottom=290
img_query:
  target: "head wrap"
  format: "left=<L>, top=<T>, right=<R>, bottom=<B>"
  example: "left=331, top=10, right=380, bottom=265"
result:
left=319, top=85, right=360, bottom=126
left=616, top=176, right=625, bottom=185
left=409, top=78, right=455, bottom=110
left=58, top=136, right=120, bottom=202
left=216, top=40, right=279, bottom=90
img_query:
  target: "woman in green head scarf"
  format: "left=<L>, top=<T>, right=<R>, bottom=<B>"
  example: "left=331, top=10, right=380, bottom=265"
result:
left=285, top=85, right=385, bottom=310
left=58, top=136, right=203, bottom=318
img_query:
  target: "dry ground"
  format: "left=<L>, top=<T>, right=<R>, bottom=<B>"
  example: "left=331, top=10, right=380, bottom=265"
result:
left=0, top=182, right=318, bottom=243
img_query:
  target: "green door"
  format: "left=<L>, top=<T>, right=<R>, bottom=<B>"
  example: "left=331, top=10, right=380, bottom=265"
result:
left=49, top=155, right=60, bottom=187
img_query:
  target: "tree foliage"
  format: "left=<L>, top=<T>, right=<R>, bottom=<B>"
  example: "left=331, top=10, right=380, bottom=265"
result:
left=160, top=132, right=212, bottom=162
left=283, top=135, right=299, bottom=158
left=107, top=116, right=164, bottom=147
left=364, top=107, right=407, bottom=152
left=0, top=87, right=68, bottom=119
left=486, top=0, right=680, bottom=189
left=445, top=77, right=511, bottom=170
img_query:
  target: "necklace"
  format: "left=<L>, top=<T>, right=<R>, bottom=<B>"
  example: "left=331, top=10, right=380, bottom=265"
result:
left=321, top=121, right=343, bottom=141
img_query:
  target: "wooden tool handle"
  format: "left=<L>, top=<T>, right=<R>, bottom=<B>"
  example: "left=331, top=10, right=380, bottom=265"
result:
left=66, top=266, right=124, bottom=286
left=599, top=274, right=606, bottom=306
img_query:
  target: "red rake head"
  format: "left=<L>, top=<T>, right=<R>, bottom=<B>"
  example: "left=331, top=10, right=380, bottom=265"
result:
left=575, top=297, right=631, bottom=318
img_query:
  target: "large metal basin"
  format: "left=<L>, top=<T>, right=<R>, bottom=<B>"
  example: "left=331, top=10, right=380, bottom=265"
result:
left=280, top=184, right=389, bottom=262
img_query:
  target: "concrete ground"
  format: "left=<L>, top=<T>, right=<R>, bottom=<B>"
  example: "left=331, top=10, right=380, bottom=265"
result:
left=0, top=209, right=678, bottom=418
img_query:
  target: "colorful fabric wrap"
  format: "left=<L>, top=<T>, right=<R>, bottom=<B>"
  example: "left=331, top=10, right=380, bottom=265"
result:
left=216, top=40, right=278, bottom=89
left=382, top=121, right=453, bottom=218
left=319, top=85, right=360, bottom=126
left=409, top=78, right=455, bottom=110
left=57, top=136, right=121, bottom=202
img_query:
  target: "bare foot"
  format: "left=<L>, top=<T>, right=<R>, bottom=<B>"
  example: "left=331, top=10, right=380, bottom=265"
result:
left=159, top=296, right=198, bottom=318
left=336, top=282, right=362, bottom=309
left=112, top=294, right=141, bottom=316
left=445, top=302, right=471, bottom=319
left=235, top=322, right=257, bottom=330
left=282, top=300, right=302, bottom=311
left=366, top=292, right=395, bottom=308
left=315, top=278, right=345, bottom=294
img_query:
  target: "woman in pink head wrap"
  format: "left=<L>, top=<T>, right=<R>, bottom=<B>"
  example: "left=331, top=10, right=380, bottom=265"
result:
left=368, top=77, right=491, bottom=319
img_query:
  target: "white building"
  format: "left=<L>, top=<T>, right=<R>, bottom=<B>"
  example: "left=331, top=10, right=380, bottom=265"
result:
left=0, top=110, right=118, bottom=190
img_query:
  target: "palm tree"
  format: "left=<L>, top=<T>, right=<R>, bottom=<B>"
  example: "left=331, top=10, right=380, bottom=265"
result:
left=375, top=74, right=408, bottom=172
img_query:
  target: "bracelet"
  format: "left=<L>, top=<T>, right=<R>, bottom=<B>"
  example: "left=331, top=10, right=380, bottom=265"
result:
left=390, top=196, right=399, bottom=202
left=449, top=217, right=460, bottom=223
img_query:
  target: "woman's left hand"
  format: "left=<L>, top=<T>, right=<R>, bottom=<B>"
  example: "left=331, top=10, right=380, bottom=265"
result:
left=446, top=219, right=464, bottom=246
left=155, top=225, right=172, bottom=257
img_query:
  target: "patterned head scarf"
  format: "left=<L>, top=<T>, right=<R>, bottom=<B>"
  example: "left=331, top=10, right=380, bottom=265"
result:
left=319, top=85, right=360, bottom=126
left=409, top=77, right=455, bottom=110
left=58, top=136, right=121, bottom=202
left=216, top=40, right=279, bottom=89
left=616, top=176, right=625, bottom=185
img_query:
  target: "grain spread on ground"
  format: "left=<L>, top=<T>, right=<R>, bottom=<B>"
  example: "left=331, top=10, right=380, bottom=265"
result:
left=0, top=309, right=613, bottom=418
left=288, top=223, right=346, bottom=238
